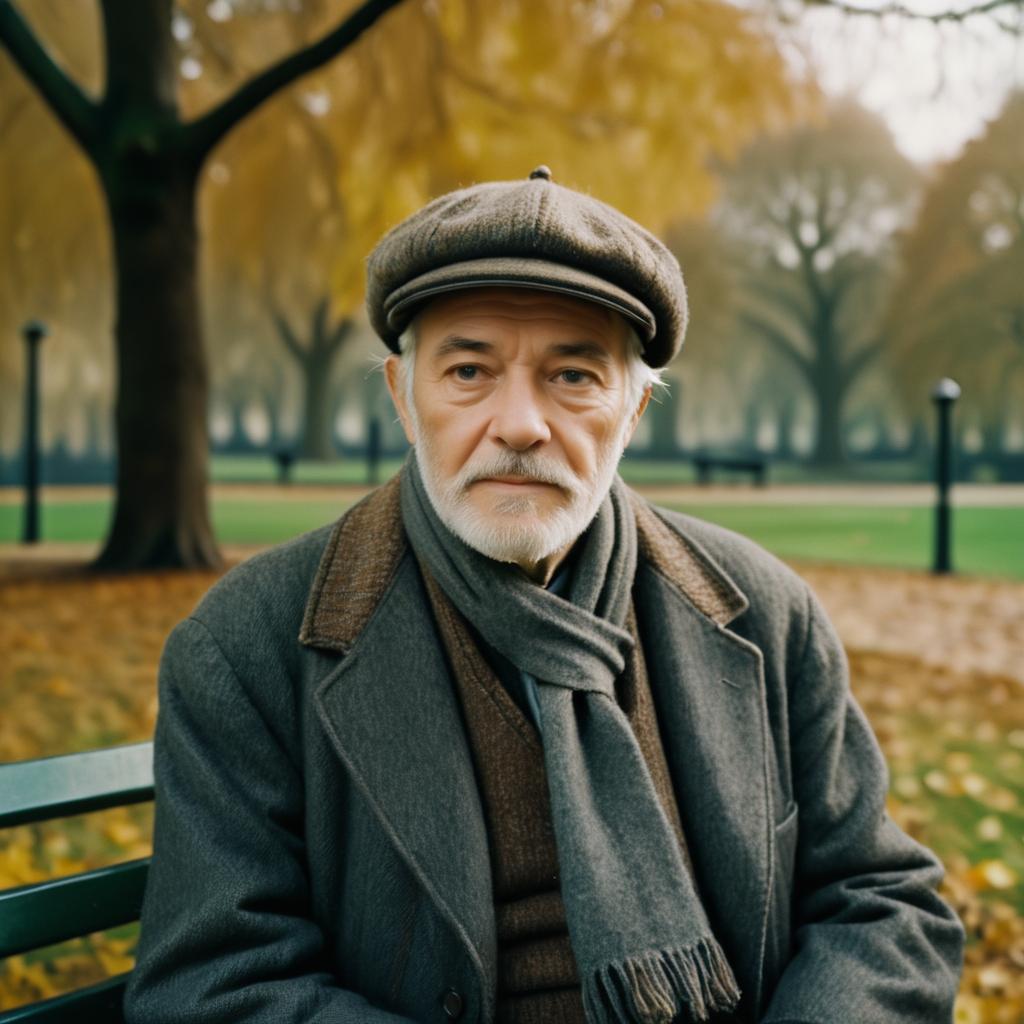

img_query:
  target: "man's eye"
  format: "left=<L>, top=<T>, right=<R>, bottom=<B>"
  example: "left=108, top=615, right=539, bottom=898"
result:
left=454, top=365, right=480, bottom=381
left=557, top=369, right=591, bottom=385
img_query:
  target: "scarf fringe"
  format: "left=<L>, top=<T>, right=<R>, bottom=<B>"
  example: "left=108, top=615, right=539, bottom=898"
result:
left=581, top=937, right=742, bottom=1024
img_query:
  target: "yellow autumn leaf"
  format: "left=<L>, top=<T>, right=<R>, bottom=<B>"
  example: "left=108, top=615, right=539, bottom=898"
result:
left=975, top=816, right=1004, bottom=842
left=95, top=947, right=135, bottom=976
left=966, top=860, right=1019, bottom=892
left=103, top=820, right=142, bottom=847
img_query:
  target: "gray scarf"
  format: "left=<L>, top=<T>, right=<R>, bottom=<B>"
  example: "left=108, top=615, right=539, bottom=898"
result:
left=400, top=456, right=742, bottom=1024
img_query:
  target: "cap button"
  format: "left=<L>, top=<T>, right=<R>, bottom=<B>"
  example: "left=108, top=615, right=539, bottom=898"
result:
left=528, top=165, right=552, bottom=181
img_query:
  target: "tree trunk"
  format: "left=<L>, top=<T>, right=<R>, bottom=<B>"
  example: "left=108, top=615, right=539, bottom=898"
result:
left=810, top=376, right=846, bottom=466
left=263, top=391, right=285, bottom=453
left=300, top=347, right=337, bottom=461
left=742, top=400, right=762, bottom=452
left=775, top=399, right=796, bottom=459
left=87, top=0, right=220, bottom=570
left=807, top=308, right=847, bottom=466
left=95, top=166, right=220, bottom=569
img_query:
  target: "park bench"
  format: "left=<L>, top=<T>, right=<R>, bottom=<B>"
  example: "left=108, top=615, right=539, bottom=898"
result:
left=0, top=742, right=153, bottom=1023
left=693, top=453, right=768, bottom=487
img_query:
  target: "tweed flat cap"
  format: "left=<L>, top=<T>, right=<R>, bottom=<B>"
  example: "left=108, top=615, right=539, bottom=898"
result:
left=365, top=166, right=688, bottom=368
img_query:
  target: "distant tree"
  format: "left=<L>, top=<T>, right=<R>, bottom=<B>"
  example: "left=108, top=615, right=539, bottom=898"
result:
left=713, top=99, right=920, bottom=465
left=883, top=90, right=1024, bottom=457
left=271, top=296, right=354, bottom=461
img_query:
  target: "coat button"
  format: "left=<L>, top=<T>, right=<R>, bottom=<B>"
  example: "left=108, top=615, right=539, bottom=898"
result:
left=441, top=987, right=464, bottom=1019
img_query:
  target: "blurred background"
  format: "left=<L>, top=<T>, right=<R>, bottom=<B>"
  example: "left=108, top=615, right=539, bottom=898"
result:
left=0, top=0, right=1022, bottom=1019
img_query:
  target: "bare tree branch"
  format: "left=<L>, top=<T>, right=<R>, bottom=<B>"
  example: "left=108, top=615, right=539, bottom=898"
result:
left=270, top=304, right=308, bottom=364
left=843, top=335, right=886, bottom=380
left=186, top=0, right=407, bottom=162
left=747, top=275, right=816, bottom=336
left=0, top=0, right=99, bottom=150
left=313, top=294, right=330, bottom=337
left=739, top=311, right=815, bottom=379
left=327, top=316, right=355, bottom=353
left=801, top=0, right=1023, bottom=33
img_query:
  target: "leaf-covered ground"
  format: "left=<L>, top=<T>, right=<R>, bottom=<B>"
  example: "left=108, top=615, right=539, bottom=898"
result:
left=1, top=558, right=1022, bottom=1019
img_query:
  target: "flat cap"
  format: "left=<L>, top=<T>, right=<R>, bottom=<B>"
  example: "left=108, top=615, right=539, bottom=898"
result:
left=365, top=166, right=688, bottom=368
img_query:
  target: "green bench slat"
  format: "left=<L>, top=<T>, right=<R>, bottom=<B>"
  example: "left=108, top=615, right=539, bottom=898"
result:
left=0, top=972, right=129, bottom=1023
left=0, top=745, right=154, bottom=1019
left=0, top=857, right=149, bottom=958
left=0, top=743, right=153, bottom=829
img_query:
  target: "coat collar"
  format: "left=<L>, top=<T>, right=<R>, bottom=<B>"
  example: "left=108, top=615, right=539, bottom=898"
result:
left=299, top=467, right=749, bottom=653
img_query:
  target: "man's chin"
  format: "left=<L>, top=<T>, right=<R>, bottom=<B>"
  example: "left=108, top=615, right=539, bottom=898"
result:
left=479, top=497, right=555, bottom=519
left=445, top=506, right=573, bottom=565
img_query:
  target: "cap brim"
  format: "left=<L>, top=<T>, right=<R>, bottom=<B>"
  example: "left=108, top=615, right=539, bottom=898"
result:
left=383, top=257, right=656, bottom=342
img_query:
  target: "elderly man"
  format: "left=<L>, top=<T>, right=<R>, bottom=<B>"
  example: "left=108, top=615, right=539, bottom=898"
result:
left=124, top=168, right=964, bottom=1024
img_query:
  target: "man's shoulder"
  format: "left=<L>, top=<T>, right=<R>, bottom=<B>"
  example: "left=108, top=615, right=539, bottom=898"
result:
left=186, top=519, right=339, bottom=645
left=645, top=500, right=809, bottom=620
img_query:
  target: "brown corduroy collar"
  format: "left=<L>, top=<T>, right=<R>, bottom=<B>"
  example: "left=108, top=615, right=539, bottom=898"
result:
left=299, top=469, right=748, bottom=654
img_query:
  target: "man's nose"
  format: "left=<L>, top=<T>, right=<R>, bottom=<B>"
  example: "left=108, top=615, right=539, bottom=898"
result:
left=487, top=374, right=552, bottom=451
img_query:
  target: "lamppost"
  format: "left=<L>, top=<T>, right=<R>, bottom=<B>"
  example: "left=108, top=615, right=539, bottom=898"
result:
left=931, top=377, right=961, bottom=574
left=21, top=320, right=48, bottom=544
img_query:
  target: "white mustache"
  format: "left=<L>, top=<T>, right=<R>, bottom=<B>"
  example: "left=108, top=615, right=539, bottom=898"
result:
left=456, top=452, right=579, bottom=492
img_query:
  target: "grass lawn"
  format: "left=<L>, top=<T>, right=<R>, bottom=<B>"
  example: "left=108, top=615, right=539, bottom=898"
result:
left=1, top=496, right=1021, bottom=579
left=660, top=504, right=1024, bottom=579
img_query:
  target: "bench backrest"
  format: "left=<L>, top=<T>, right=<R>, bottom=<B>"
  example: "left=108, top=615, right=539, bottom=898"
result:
left=0, top=742, right=154, bottom=1023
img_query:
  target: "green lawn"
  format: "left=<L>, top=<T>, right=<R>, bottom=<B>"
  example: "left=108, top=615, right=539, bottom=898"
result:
left=0, top=499, right=353, bottom=547
left=2, top=497, right=1021, bottom=580
left=659, top=504, right=1024, bottom=579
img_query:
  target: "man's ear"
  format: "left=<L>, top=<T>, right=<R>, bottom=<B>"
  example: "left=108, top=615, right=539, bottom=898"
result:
left=622, top=384, right=652, bottom=448
left=383, top=355, right=416, bottom=445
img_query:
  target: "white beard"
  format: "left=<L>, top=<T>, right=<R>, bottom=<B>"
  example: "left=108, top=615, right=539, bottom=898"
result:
left=409, top=403, right=632, bottom=565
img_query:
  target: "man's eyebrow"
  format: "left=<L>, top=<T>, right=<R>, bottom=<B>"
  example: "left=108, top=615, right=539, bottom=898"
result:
left=548, top=341, right=612, bottom=365
left=434, top=336, right=494, bottom=359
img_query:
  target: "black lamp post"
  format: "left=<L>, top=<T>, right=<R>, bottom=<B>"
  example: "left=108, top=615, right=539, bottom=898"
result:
left=21, top=320, right=48, bottom=544
left=931, top=377, right=961, bottom=574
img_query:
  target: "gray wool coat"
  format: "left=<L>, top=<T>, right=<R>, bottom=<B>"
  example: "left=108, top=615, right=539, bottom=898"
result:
left=123, top=474, right=965, bottom=1024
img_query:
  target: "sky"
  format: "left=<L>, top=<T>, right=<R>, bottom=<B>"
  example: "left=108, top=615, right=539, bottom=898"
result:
left=778, top=0, right=1024, bottom=165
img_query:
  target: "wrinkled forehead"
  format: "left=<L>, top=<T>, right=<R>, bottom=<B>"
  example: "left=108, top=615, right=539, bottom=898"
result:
left=415, top=286, right=631, bottom=357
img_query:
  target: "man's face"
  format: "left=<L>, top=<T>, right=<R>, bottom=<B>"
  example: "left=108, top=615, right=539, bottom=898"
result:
left=385, top=286, right=650, bottom=574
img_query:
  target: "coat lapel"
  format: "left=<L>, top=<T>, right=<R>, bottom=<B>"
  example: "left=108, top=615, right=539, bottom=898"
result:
left=631, top=497, right=773, bottom=1017
left=299, top=474, right=497, bottom=1017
